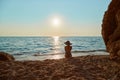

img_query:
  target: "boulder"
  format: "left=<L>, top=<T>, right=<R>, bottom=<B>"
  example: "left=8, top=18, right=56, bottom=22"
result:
left=102, top=0, right=120, bottom=59
left=0, top=52, right=15, bottom=61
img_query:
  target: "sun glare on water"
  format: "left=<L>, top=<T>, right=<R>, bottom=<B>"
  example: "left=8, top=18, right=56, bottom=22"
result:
left=53, top=36, right=59, bottom=45
left=50, top=36, right=62, bottom=59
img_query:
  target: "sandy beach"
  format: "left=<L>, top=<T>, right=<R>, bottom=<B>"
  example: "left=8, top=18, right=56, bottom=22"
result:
left=1, top=0, right=120, bottom=79
left=1, top=55, right=120, bottom=80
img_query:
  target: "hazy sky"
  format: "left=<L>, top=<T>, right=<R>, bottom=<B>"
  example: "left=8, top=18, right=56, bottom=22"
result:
left=0, top=0, right=111, bottom=36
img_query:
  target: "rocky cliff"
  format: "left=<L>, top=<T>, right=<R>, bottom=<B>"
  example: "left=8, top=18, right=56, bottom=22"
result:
left=102, top=0, right=120, bottom=59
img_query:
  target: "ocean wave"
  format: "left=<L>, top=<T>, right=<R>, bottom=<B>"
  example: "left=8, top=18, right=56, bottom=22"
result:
left=72, top=49, right=107, bottom=53
left=33, top=53, right=64, bottom=56
left=13, top=53, right=23, bottom=55
left=32, top=49, right=107, bottom=57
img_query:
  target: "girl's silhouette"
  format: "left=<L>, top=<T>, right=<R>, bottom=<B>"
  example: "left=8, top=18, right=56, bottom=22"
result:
left=64, top=41, right=72, bottom=58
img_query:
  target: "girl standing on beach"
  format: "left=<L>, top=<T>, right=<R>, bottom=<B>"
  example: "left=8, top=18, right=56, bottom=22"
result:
left=64, top=41, right=72, bottom=58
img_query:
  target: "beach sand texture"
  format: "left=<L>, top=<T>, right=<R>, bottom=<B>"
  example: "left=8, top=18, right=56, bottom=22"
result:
left=1, top=55, right=120, bottom=80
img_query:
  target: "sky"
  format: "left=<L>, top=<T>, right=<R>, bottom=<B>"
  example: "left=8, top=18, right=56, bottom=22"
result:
left=0, top=0, right=111, bottom=36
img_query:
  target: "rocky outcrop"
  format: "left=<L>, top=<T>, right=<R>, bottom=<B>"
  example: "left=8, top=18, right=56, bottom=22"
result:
left=102, top=0, right=120, bottom=59
left=0, top=52, right=15, bottom=61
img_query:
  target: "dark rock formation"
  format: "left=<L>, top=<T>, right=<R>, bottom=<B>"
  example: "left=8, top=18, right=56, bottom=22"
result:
left=0, top=52, right=15, bottom=61
left=102, top=0, right=120, bottom=59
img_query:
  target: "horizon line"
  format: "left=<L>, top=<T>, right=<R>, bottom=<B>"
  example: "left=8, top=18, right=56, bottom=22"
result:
left=0, top=35, right=102, bottom=37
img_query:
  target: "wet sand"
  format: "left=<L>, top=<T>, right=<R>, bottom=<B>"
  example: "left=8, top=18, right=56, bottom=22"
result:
left=0, top=55, right=120, bottom=80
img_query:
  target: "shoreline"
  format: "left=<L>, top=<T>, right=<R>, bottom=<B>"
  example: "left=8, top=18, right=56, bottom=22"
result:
left=14, top=51, right=109, bottom=61
left=1, top=54, right=120, bottom=80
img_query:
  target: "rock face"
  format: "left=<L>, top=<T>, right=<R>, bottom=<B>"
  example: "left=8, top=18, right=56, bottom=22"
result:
left=0, top=52, right=15, bottom=61
left=102, top=0, right=120, bottom=59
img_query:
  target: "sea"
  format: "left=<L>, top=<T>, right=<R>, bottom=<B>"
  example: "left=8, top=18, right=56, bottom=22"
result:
left=0, top=36, right=109, bottom=60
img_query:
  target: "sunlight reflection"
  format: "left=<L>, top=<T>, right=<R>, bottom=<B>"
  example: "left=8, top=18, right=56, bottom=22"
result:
left=52, top=36, right=60, bottom=54
left=51, top=55, right=63, bottom=59
left=53, top=36, right=59, bottom=45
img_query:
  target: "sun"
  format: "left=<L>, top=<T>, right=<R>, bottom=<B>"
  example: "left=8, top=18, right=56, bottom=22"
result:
left=52, top=17, right=60, bottom=26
